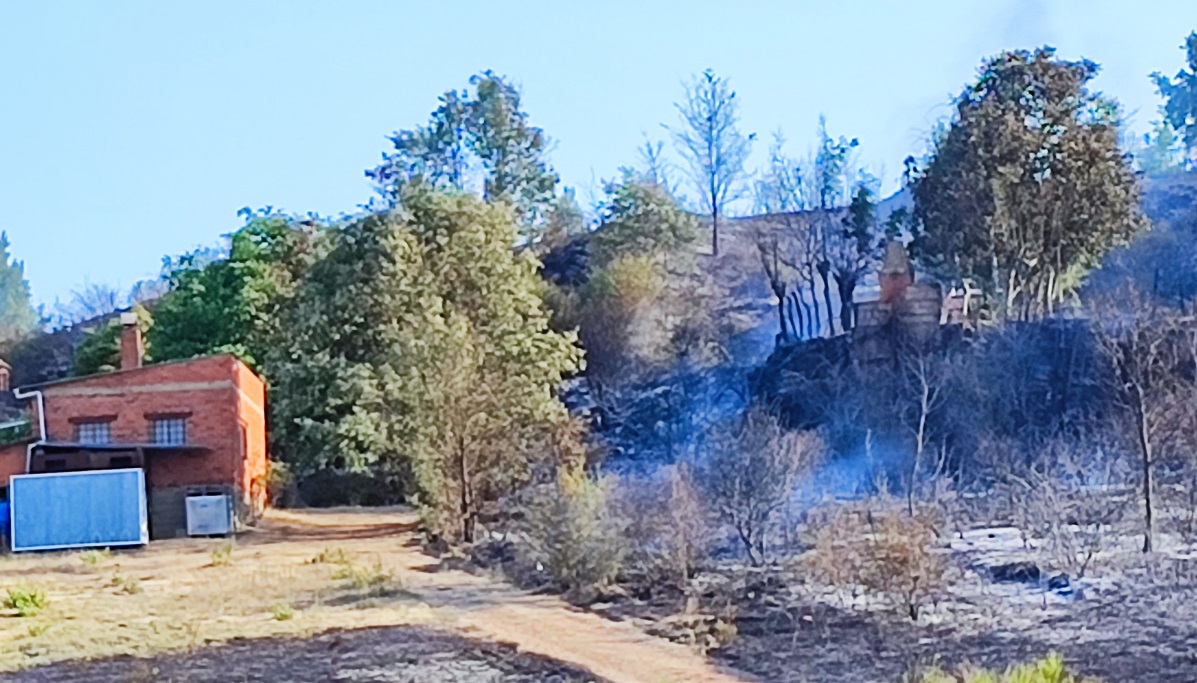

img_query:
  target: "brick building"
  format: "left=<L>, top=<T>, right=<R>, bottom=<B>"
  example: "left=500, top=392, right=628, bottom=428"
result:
left=0, top=314, right=267, bottom=539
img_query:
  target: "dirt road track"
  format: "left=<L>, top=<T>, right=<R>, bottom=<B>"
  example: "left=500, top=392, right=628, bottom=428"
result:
left=260, top=509, right=758, bottom=683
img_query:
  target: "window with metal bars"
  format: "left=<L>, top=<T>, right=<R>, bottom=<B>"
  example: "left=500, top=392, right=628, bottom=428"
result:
left=151, top=418, right=186, bottom=445
left=75, top=421, right=111, bottom=445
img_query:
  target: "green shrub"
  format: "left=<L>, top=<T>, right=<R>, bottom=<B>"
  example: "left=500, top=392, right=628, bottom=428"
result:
left=332, top=559, right=394, bottom=596
left=919, top=653, right=1099, bottom=683
left=209, top=541, right=235, bottom=567
left=524, top=469, right=627, bottom=600
left=79, top=548, right=112, bottom=566
left=271, top=601, right=295, bottom=621
left=259, top=461, right=300, bottom=508
left=4, top=585, right=48, bottom=617
left=307, top=547, right=350, bottom=565
left=110, top=568, right=143, bottom=595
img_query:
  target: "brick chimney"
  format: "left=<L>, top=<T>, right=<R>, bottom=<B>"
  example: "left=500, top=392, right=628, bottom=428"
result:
left=878, top=240, right=914, bottom=305
left=119, top=311, right=143, bottom=371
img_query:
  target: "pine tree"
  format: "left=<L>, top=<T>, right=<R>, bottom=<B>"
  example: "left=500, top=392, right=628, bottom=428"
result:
left=0, top=232, right=41, bottom=342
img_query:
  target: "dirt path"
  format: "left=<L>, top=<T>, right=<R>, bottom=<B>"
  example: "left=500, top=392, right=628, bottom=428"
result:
left=260, top=509, right=755, bottom=683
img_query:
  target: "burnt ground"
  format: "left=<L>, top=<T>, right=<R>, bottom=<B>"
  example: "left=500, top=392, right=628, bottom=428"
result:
left=711, top=590, right=1197, bottom=683
left=0, top=625, right=606, bottom=683
left=585, top=535, right=1197, bottom=683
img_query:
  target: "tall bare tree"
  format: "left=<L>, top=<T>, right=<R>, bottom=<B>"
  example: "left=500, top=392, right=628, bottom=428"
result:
left=671, top=69, right=754, bottom=257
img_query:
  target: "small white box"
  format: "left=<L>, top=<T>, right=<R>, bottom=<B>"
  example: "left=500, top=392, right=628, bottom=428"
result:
left=185, top=494, right=232, bottom=536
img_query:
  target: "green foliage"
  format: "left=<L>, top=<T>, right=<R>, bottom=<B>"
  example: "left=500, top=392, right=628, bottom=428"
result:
left=72, top=305, right=153, bottom=376
left=0, top=419, right=31, bottom=447
left=1137, top=115, right=1185, bottom=174
left=209, top=541, right=234, bottom=567
left=270, top=188, right=582, bottom=543
left=590, top=172, right=698, bottom=266
left=331, top=557, right=395, bottom=596
left=271, top=601, right=295, bottom=621
left=79, top=549, right=111, bottom=566
left=307, top=547, right=350, bottom=565
left=0, top=233, right=40, bottom=342
left=1152, top=31, right=1197, bottom=163
left=3, top=585, right=48, bottom=617
left=524, top=469, right=627, bottom=598
left=542, top=188, right=587, bottom=247
left=149, top=210, right=323, bottom=370
left=258, top=460, right=298, bottom=508
left=109, top=568, right=143, bottom=595
left=919, top=653, right=1098, bottom=683
left=577, top=254, right=665, bottom=385
left=368, top=71, right=559, bottom=240
left=910, top=47, right=1145, bottom=320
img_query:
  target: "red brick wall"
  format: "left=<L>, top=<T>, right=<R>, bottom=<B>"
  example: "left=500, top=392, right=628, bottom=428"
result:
left=38, top=355, right=267, bottom=512
left=0, top=442, right=27, bottom=488
left=233, top=360, right=267, bottom=514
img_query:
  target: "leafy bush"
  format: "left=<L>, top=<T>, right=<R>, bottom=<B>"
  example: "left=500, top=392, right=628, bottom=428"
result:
left=578, top=254, right=665, bottom=386
left=4, top=585, right=48, bottom=617
left=79, top=548, right=112, bottom=566
left=809, top=503, right=950, bottom=621
left=524, top=469, right=627, bottom=600
left=332, top=559, right=395, bottom=596
left=919, top=652, right=1099, bottom=683
left=259, top=460, right=300, bottom=508
left=308, top=547, right=351, bottom=565
left=209, top=541, right=235, bottom=567
left=271, top=601, right=295, bottom=621
left=0, top=419, right=31, bottom=447
left=110, top=568, right=143, bottom=595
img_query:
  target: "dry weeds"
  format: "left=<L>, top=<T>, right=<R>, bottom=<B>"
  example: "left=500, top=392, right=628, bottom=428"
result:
left=0, top=509, right=435, bottom=672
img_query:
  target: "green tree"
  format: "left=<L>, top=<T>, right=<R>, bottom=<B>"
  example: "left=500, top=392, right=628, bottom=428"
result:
left=270, top=189, right=581, bottom=543
left=590, top=170, right=698, bottom=266
left=0, top=233, right=40, bottom=342
left=1152, top=31, right=1197, bottom=164
left=368, top=72, right=559, bottom=242
left=671, top=69, right=754, bottom=257
left=1137, top=115, right=1184, bottom=174
left=149, top=210, right=323, bottom=369
left=910, top=48, right=1145, bottom=320
left=72, top=305, right=153, bottom=376
left=829, top=181, right=879, bottom=332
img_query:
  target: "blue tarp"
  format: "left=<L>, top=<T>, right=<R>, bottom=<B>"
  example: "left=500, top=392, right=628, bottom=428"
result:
left=10, top=469, right=148, bottom=552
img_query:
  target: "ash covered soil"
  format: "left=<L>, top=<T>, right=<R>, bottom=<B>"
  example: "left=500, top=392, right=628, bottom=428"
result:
left=588, top=520, right=1197, bottom=683
left=0, top=626, right=604, bottom=683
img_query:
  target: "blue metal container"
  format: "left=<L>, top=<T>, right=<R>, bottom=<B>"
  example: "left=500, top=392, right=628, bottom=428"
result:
left=10, top=469, right=148, bottom=552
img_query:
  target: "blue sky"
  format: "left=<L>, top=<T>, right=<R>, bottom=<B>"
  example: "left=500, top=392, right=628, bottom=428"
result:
left=2, top=1, right=1196, bottom=307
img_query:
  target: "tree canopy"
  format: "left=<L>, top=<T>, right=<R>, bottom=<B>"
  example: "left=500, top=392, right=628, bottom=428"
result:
left=1152, top=31, right=1197, bottom=164
left=268, top=187, right=581, bottom=542
left=910, top=47, right=1145, bottom=320
left=0, top=233, right=40, bottom=342
left=367, top=72, right=559, bottom=242
left=148, top=210, right=324, bottom=370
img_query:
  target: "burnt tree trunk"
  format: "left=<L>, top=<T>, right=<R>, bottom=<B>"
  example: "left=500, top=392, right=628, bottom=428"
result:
left=1135, top=393, right=1154, bottom=553
left=835, top=272, right=857, bottom=332
left=817, top=261, right=835, bottom=336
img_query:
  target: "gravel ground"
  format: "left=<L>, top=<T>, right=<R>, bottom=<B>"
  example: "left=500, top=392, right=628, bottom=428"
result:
left=1, top=626, right=607, bottom=683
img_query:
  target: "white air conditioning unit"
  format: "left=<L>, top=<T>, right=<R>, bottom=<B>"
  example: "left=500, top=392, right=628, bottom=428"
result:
left=185, top=493, right=232, bottom=536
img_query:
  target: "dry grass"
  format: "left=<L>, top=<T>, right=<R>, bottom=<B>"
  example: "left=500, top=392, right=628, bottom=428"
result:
left=0, top=508, right=436, bottom=672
